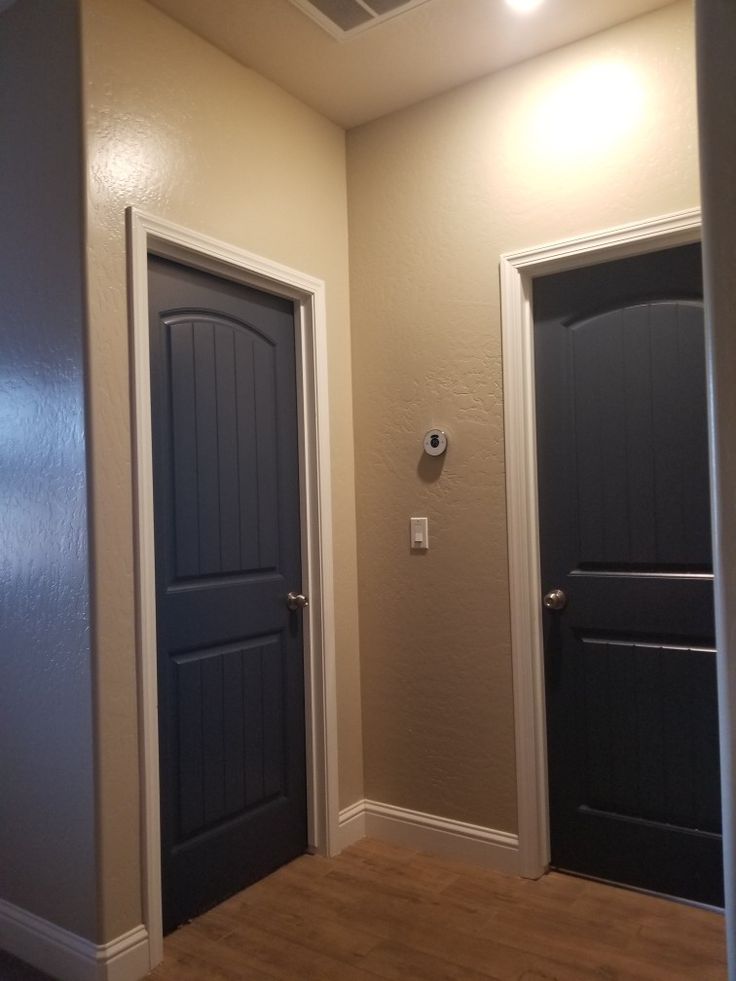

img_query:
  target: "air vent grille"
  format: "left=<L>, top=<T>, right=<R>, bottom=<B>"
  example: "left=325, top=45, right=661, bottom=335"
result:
left=289, top=0, right=433, bottom=39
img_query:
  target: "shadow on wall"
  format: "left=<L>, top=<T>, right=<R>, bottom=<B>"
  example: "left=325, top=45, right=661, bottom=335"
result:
left=417, top=433, right=448, bottom=482
left=0, top=950, right=54, bottom=981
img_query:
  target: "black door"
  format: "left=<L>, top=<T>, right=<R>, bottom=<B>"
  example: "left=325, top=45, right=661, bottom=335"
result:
left=534, top=243, right=723, bottom=906
left=148, top=255, right=308, bottom=932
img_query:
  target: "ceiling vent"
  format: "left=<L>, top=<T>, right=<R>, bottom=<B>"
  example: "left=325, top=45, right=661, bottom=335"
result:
left=288, top=0, right=433, bottom=40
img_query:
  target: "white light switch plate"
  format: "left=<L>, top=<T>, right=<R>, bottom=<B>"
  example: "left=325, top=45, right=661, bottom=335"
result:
left=410, top=516, right=429, bottom=550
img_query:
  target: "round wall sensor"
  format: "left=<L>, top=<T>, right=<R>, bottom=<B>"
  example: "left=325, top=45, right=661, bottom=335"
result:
left=423, top=429, right=448, bottom=457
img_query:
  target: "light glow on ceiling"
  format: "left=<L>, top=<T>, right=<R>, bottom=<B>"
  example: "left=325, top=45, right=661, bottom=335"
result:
left=505, top=0, right=545, bottom=14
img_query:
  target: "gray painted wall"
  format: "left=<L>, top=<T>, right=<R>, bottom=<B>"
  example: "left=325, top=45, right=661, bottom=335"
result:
left=0, top=0, right=97, bottom=940
left=696, top=2, right=736, bottom=977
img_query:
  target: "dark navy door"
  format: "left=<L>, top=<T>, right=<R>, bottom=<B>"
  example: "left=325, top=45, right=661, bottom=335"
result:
left=148, top=255, right=307, bottom=932
left=534, top=244, right=723, bottom=905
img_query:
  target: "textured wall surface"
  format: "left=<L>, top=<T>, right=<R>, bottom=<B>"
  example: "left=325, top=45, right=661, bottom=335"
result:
left=81, top=0, right=362, bottom=941
left=0, top=0, right=98, bottom=940
left=347, top=0, right=700, bottom=831
left=696, top=0, right=736, bottom=970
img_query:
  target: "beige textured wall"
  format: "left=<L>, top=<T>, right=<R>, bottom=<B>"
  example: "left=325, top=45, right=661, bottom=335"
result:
left=0, top=0, right=97, bottom=942
left=347, top=0, right=699, bottom=831
left=81, top=0, right=362, bottom=940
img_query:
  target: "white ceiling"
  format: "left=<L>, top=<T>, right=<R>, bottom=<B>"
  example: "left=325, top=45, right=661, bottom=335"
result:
left=148, top=0, right=678, bottom=128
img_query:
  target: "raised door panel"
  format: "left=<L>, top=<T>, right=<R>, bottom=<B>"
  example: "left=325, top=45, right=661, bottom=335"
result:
left=568, top=301, right=710, bottom=571
left=174, top=638, right=285, bottom=841
left=168, top=316, right=278, bottom=581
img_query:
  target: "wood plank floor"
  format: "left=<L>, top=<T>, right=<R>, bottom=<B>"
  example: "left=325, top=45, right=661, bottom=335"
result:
left=147, top=838, right=727, bottom=981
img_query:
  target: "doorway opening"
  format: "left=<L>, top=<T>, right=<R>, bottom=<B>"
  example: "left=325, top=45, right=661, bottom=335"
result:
left=500, top=209, right=722, bottom=905
left=128, top=209, right=339, bottom=964
left=533, top=242, right=720, bottom=906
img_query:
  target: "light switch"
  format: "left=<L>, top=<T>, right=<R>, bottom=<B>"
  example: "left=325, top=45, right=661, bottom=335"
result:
left=410, top=516, right=429, bottom=550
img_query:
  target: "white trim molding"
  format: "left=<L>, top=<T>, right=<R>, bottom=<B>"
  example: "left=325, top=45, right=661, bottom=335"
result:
left=338, top=800, right=519, bottom=873
left=126, top=209, right=340, bottom=970
left=0, top=901, right=149, bottom=981
left=335, top=799, right=367, bottom=851
left=499, top=208, right=702, bottom=879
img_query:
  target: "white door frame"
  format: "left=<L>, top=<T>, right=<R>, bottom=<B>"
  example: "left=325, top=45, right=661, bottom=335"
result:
left=500, top=207, right=702, bottom=879
left=127, top=208, right=340, bottom=966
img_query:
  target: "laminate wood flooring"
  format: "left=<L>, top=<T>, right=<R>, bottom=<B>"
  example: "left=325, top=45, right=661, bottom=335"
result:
left=147, top=838, right=726, bottom=981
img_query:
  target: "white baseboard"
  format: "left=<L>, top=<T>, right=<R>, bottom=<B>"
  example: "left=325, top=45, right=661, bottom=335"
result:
left=99, top=927, right=151, bottom=981
left=334, top=798, right=366, bottom=852
left=338, top=799, right=520, bottom=875
left=0, top=899, right=150, bottom=981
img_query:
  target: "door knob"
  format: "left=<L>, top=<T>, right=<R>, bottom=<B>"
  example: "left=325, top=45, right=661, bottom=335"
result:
left=286, top=591, right=309, bottom=612
left=543, top=588, right=567, bottom=611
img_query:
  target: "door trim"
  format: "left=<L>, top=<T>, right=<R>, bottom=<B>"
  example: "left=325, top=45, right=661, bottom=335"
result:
left=499, top=207, right=702, bottom=879
left=127, top=208, right=339, bottom=966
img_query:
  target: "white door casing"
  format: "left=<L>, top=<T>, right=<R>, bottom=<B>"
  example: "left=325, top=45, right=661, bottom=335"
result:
left=499, top=208, right=702, bottom=879
left=127, top=208, right=340, bottom=967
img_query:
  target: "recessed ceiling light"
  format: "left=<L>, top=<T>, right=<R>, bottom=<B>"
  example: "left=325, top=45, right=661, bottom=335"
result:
left=505, top=0, right=545, bottom=13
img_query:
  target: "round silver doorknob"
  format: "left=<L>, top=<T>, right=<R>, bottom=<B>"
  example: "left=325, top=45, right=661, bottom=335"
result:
left=286, top=591, right=309, bottom=612
left=543, top=588, right=567, bottom=612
